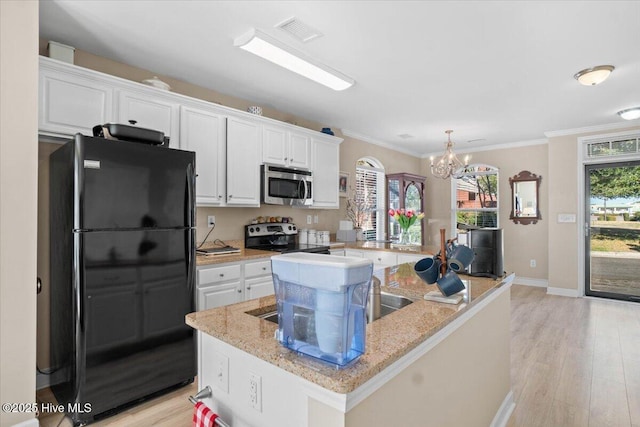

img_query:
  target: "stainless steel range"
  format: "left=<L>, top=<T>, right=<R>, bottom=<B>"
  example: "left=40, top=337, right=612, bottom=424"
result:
left=244, top=223, right=330, bottom=254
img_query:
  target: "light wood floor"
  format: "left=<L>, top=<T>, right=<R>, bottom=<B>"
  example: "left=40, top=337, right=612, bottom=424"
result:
left=38, top=285, right=640, bottom=426
left=507, top=285, right=640, bottom=427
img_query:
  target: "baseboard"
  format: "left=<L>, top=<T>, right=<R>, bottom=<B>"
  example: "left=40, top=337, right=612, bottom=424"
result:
left=513, top=276, right=548, bottom=287
left=490, top=390, right=515, bottom=427
left=547, top=286, right=580, bottom=297
left=10, top=417, right=39, bottom=427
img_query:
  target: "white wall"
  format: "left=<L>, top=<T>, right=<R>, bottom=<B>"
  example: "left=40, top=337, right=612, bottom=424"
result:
left=0, top=1, right=39, bottom=426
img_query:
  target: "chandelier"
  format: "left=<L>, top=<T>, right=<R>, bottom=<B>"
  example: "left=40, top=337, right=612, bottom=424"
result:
left=429, top=130, right=469, bottom=179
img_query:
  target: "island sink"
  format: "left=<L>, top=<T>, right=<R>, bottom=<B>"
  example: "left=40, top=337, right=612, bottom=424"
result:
left=254, top=291, right=413, bottom=324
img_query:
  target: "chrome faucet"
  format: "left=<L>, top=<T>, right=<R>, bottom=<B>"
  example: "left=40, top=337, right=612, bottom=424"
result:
left=367, top=276, right=381, bottom=323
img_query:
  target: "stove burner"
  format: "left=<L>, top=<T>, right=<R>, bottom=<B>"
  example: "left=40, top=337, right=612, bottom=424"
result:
left=244, top=223, right=330, bottom=254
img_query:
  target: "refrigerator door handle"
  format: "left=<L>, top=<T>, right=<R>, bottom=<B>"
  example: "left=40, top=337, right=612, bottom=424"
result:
left=186, top=163, right=195, bottom=228
left=186, top=230, right=195, bottom=295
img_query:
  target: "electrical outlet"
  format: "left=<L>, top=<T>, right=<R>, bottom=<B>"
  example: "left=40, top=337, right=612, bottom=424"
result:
left=207, top=215, right=216, bottom=228
left=313, top=215, right=318, bottom=224
left=530, top=259, right=536, bottom=268
left=306, top=215, right=312, bottom=224
left=214, top=353, right=229, bottom=393
left=248, top=372, right=262, bottom=412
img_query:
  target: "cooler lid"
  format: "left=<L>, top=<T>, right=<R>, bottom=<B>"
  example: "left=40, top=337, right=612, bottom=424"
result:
left=271, top=253, right=373, bottom=291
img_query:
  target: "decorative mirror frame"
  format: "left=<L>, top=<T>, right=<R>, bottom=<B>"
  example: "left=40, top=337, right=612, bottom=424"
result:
left=509, top=170, right=541, bottom=225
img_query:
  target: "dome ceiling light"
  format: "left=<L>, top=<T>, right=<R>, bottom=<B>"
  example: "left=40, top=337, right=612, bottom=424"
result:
left=617, top=107, right=640, bottom=121
left=573, top=65, right=615, bottom=86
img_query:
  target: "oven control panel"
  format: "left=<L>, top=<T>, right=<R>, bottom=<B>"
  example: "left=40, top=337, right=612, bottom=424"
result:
left=246, top=223, right=297, bottom=237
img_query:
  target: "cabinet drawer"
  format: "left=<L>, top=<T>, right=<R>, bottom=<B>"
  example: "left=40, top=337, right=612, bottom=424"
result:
left=244, top=260, right=272, bottom=278
left=198, top=264, right=241, bottom=285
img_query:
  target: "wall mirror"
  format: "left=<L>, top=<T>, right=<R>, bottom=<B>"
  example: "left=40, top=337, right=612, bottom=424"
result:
left=509, top=170, right=541, bottom=224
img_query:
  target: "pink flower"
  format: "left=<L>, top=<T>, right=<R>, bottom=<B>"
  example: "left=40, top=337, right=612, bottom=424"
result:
left=388, top=209, right=395, bottom=216
left=406, top=211, right=413, bottom=218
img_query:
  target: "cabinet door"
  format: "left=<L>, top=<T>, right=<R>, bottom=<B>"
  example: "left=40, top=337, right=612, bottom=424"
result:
left=288, top=131, right=310, bottom=169
left=197, top=282, right=242, bottom=311
left=180, top=106, right=226, bottom=205
left=362, top=250, right=397, bottom=268
left=262, top=124, right=287, bottom=166
left=344, top=249, right=364, bottom=258
left=310, top=138, right=340, bottom=208
left=226, top=117, right=261, bottom=206
left=39, top=66, right=114, bottom=136
left=245, top=276, right=274, bottom=300
left=117, top=89, right=180, bottom=148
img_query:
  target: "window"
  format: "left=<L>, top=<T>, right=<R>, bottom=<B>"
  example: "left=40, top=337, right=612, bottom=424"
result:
left=453, top=164, right=499, bottom=232
left=355, top=158, right=385, bottom=240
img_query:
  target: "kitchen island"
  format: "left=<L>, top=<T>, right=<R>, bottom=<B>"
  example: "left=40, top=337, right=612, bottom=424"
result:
left=186, top=263, right=514, bottom=427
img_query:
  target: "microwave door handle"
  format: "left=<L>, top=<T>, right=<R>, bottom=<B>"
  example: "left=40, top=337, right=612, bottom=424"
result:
left=301, top=179, right=308, bottom=200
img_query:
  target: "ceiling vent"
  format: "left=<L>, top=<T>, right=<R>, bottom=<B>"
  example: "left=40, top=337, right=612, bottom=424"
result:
left=277, top=17, right=323, bottom=43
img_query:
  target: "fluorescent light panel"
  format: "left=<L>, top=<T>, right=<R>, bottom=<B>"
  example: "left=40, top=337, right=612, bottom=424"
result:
left=235, top=29, right=354, bottom=91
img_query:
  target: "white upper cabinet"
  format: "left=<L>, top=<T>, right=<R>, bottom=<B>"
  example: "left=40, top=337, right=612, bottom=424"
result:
left=179, top=105, right=226, bottom=206
left=116, top=89, right=180, bottom=148
left=226, top=116, right=261, bottom=207
left=39, top=60, right=114, bottom=137
left=38, top=57, right=343, bottom=209
left=288, top=131, right=311, bottom=169
left=310, top=136, right=340, bottom=209
left=262, top=124, right=310, bottom=169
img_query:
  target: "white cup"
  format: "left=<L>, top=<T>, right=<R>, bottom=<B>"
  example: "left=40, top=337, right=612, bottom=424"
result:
left=307, top=230, right=317, bottom=245
left=299, top=229, right=308, bottom=244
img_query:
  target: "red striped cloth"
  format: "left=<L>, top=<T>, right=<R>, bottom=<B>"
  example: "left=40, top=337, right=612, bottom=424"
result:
left=193, top=401, right=218, bottom=427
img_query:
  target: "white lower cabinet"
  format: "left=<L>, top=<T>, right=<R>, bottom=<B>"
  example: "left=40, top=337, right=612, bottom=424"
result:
left=197, top=258, right=274, bottom=311
left=197, top=263, right=242, bottom=311
left=342, top=249, right=427, bottom=268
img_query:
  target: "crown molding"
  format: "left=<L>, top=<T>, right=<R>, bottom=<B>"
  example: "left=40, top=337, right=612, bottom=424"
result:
left=341, top=129, right=422, bottom=157
left=544, top=121, right=634, bottom=138
left=421, top=138, right=548, bottom=159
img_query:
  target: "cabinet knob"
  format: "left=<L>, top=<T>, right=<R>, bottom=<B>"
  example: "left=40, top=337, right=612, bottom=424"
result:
left=246, top=286, right=251, bottom=290
left=237, top=289, right=242, bottom=293
left=284, top=157, right=288, bottom=161
left=219, top=273, right=224, bottom=277
left=377, top=257, right=382, bottom=261
left=229, top=195, right=232, bottom=199
left=262, top=267, right=267, bottom=270
left=218, top=195, right=221, bottom=198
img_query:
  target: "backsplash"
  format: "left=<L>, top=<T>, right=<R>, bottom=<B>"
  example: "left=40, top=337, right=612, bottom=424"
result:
left=196, top=205, right=344, bottom=244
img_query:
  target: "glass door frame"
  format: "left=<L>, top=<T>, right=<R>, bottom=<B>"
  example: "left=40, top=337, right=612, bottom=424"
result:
left=584, top=160, right=640, bottom=302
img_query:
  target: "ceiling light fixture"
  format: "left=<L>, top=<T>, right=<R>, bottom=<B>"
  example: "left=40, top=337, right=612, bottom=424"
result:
left=573, top=65, right=615, bottom=86
left=234, top=28, right=354, bottom=91
left=430, top=130, right=470, bottom=179
left=617, top=107, right=640, bottom=120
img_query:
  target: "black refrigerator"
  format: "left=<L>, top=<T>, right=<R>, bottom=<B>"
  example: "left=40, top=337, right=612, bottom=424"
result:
left=49, top=134, right=196, bottom=425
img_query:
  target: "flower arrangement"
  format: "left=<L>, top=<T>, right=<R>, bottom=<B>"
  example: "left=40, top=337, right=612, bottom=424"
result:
left=389, top=209, right=425, bottom=244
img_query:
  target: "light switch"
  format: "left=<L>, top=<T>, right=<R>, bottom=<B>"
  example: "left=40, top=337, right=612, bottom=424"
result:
left=557, top=213, right=576, bottom=223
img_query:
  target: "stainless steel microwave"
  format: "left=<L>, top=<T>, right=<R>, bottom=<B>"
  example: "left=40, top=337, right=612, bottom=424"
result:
left=261, top=164, right=313, bottom=206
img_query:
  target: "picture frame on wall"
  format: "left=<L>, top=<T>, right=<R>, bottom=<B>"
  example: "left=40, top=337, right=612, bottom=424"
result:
left=339, top=171, right=349, bottom=197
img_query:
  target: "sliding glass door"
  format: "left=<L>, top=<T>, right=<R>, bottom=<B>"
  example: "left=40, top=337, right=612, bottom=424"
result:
left=585, top=161, right=640, bottom=302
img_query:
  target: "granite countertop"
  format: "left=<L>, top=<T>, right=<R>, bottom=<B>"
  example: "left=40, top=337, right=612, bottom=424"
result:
left=186, top=262, right=512, bottom=394
left=196, top=240, right=436, bottom=266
